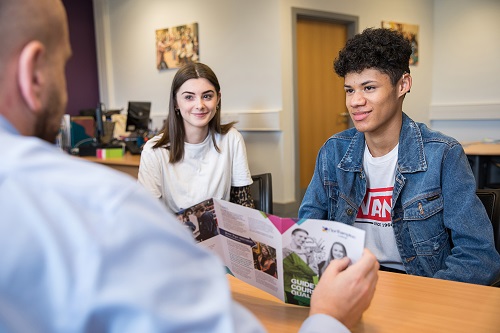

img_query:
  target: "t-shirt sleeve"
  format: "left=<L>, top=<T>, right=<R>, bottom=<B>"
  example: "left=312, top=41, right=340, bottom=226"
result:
left=229, top=128, right=253, bottom=187
left=137, top=139, right=164, bottom=199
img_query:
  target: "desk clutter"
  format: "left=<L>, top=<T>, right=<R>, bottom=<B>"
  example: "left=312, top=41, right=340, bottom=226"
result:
left=124, top=139, right=143, bottom=155
left=58, top=101, right=160, bottom=158
left=96, top=147, right=124, bottom=159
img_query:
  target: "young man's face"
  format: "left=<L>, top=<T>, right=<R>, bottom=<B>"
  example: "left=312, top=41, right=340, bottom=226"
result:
left=291, top=230, right=308, bottom=247
left=343, top=68, right=409, bottom=140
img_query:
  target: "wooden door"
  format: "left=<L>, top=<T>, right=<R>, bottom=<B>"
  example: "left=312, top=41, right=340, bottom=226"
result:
left=297, top=18, right=348, bottom=190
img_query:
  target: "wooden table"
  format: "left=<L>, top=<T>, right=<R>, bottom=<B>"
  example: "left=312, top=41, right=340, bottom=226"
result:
left=82, top=152, right=140, bottom=178
left=228, top=272, right=500, bottom=333
left=463, top=142, right=500, bottom=156
left=463, top=142, right=500, bottom=188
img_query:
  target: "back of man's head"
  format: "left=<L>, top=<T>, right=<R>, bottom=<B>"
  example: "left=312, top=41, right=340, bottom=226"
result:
left=0, top=0, right=70, bottom=140
left=0, top=0, right=65, bottom=71
left=334, top=28, right=412, bottom=85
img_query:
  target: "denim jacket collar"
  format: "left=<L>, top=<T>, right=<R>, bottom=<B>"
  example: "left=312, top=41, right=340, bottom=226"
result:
left=338, top=112, right=427, bottom=173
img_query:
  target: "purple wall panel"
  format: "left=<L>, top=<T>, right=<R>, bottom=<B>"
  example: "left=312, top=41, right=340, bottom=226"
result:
left=62, top=0, right=100, bottom=116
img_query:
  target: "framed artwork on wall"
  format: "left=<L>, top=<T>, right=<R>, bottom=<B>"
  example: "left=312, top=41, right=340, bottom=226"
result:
left=156, top=22, right=199, bottom=70
left=381, top=21, right=419, bottom=66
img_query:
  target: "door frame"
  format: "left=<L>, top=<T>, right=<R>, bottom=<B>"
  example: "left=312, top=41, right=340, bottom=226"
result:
left=291, top=8, right=358, bottom=205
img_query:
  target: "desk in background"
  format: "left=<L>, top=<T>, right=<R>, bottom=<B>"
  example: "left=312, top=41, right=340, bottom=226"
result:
left=81, top=142, right=500, bottom=188
left=463, top=142, right=500, bottom=188
left=82, top=152, right=140, bottom=178
left=228, top=272, right=500, bottom=333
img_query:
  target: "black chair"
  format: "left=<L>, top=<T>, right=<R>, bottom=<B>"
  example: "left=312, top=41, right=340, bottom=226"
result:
left=476, top=189, right=500, bottom=254
left=485, top=157, right=500, bottom=189
left=250, top=173, right=273, bottom=214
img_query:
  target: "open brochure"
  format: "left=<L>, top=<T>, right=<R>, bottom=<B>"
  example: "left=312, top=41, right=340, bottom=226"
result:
left=175, top=198, right=365, bottom=307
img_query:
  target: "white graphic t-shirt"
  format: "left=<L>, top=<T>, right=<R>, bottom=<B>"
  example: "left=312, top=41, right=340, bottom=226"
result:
left=354, top=143, right=405, bottom=271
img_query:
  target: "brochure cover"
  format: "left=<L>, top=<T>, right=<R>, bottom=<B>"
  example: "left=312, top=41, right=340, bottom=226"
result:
left=176, top=198, right=365, bottom=306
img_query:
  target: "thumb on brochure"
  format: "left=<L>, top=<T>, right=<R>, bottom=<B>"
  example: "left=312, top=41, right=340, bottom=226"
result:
left=309, top=249, right=379, bottom=329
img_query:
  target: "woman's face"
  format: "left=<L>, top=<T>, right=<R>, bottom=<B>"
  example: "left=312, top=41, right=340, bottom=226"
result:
left=331, top=243, right=346, bottom=260
left=175, top=78, right=220, bottom=140
left=261, top=246, right=269, bottom=256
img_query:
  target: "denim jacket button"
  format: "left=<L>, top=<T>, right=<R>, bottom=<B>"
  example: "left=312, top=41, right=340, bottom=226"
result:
left=346, top=208, right=354, bottom=216
left=418, top=202, right=424, bottom=215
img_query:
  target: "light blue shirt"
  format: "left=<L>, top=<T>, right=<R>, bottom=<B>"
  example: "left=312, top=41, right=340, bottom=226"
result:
left=0, top=115, right=348, bottom=333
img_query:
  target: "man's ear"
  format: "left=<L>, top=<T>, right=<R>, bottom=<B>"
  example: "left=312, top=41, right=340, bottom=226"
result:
left=399, top=73, right=412, bottom=97
left=17, top=41, right=46, bottom=112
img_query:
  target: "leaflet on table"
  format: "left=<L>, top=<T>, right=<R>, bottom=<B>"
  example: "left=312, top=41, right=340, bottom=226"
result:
left=175, top=198, right=365, bottom=306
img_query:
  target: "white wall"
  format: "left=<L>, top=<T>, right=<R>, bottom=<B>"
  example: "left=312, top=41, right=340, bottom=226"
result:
left=93, top=0, right=498, bottom=208
left=278, top=0, right=433, bottom=206
left=95, top=0, right=282, bottom=123
left=430, top=0, right=500, bottom=142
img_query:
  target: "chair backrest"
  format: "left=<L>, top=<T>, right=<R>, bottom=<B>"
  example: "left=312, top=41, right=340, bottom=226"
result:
left=250, top=173, right=273, bottom=214
left=476, top=189, right=500, bottom=253
left=486, top=157, right=500, bottom=189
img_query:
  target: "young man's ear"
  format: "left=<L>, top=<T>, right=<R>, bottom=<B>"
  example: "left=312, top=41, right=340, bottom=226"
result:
left=17, top=41, right=46, bottom=112
left=399, top=73, right=412, bottom=96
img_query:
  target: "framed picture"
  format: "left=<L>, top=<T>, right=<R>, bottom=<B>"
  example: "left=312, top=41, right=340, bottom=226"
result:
left=156, top=22, right=199, bottom=70
left=381, top=21, right=419, bottom=66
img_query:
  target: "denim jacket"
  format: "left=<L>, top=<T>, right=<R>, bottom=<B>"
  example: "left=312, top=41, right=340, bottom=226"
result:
left=299, top=113, right=500, bottom=285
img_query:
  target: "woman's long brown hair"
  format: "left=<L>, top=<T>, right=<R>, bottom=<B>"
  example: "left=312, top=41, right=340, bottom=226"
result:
left=153, top=62, right=236, bottom=163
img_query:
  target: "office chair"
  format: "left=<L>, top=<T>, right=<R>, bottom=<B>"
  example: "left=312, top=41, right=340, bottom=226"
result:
left=250, top=173, right=273, bottom=214
left=476, top=189, right=500, bottom=254
left=485, top=157, right=500, bottom=189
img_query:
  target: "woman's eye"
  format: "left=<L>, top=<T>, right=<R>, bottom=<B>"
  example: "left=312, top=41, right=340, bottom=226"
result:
left=345, top=88, right=354, bottom=94
left=203, top=94, right=213, bottom=100
left=365, top=86, right=375, bottom=91
left=184, top=95, right=193, bottom=100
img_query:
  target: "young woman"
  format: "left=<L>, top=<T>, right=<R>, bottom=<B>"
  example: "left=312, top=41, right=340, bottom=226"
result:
left=318, top=242, right=347, bottom=278
left=257, top=244, right=277, bottom=278
left=138, top=63, right=254, bottom=214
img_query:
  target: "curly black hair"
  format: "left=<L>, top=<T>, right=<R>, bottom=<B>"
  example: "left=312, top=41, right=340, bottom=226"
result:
left=334, top=28, right=412, bottom=86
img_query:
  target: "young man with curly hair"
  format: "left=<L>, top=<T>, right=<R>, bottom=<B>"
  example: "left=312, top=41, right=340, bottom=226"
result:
left=299, top=28, right=500, bottom=285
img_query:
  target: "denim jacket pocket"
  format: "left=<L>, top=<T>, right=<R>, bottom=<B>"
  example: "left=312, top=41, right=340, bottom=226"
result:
left=403, top=194, right=445, bottom=246
left=403, top=193, right=443, bottom=221
left=403, top=194, right=450, bottom=274
left=410, top=228, right=449, bottom=256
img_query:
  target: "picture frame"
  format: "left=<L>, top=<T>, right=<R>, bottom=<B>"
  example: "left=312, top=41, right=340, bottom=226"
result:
left=382, top=21, right=419, bottom=66
left=156, top=22, right=199, bottom=70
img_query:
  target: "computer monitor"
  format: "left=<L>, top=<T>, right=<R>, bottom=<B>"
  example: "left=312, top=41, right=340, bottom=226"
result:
left=95, top=103, right=105, bottom=143
left=126, top=101, right=151, bottom=133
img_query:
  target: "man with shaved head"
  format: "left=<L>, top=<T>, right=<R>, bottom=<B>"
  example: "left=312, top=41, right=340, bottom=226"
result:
left=0, top=0, right=71, bottom=143
left=0, top=1, right=378, bottom=332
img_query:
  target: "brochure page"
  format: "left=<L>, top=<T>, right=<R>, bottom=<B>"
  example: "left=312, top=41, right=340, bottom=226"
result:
left=176, top=198, right=365, bottom=306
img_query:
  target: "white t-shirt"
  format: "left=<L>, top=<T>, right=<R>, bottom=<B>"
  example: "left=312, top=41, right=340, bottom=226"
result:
left=354, top=143, right=404, bottom=271
left=138, top=127, right=252, bottom=214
